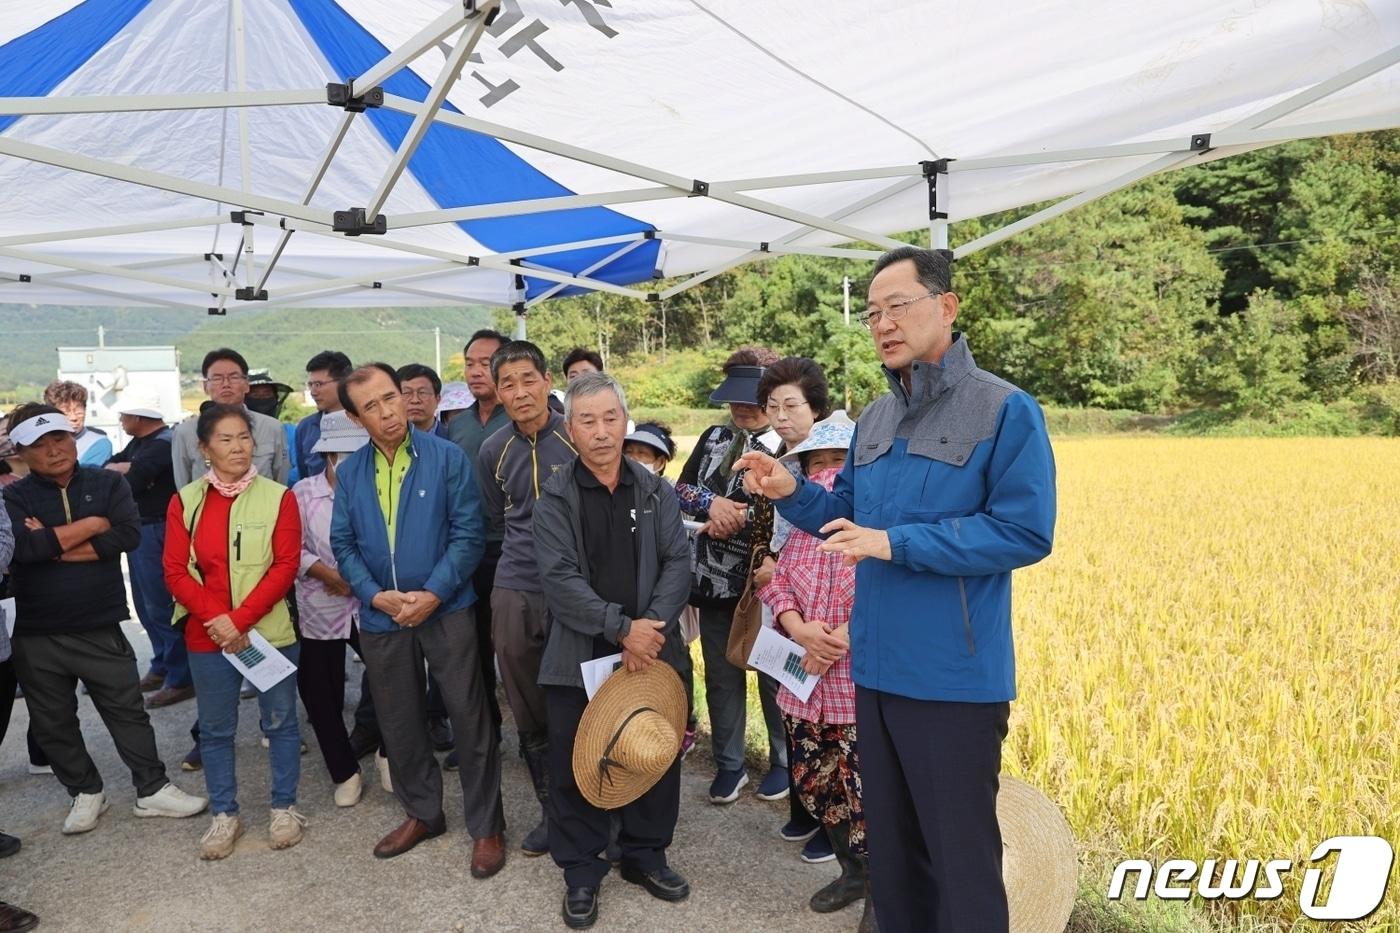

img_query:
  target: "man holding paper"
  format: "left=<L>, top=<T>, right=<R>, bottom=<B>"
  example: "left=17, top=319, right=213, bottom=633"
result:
left=532, top=372, right=692, bottom=929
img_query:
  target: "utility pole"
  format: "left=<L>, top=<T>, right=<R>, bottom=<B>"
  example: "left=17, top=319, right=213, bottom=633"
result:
left=842, top=276, right=852, bottom=410
left=98, top=324, right=106, bottom=348
left=434, top=327, right=442, bottom=374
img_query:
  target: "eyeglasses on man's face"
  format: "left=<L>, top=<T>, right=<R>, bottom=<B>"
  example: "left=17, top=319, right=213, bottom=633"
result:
left=305, top=379, right=335, bottom=391
left=205, top=373, right=248, bottom=386
left=859, top=291, right=939, bottom=330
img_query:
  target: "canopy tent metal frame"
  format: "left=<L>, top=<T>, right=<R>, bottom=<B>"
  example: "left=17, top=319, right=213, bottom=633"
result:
left=0, top=1, right=1394, bottom=333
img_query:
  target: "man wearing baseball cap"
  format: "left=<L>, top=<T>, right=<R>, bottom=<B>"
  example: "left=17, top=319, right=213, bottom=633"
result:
left=106, top=389, right=191, bottom=709
left=2, top=404, right=207, bottom=835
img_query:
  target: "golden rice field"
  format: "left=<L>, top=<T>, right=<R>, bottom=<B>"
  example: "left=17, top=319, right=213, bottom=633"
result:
left=1008, top=437, right=1400, bottom=930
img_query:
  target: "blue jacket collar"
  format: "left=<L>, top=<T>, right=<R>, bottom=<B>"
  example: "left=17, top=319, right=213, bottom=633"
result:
left=883, top=332, right=976, bottom=406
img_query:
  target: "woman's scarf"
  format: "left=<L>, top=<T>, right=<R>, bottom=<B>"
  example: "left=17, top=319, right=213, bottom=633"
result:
left=205, top=464, right=258, bottom=498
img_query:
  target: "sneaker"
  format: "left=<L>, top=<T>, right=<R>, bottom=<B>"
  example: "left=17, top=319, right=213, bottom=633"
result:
left=269, top=806, right=308, bottom=850
left=240, top=681, right=257, bottom=700
left=199, top=813, right=244, bottom=860
left=61, top=792, right=109, bottom=835
left=375, top=751, right=393, bottom=793
left=708, top=769, right=748, bottom=804
left=334, top=772, right=363, bottom=808
left=756, top=767, right=790, bottom=800
left=801, top=831, right=836, bottom=864
left=780, top=818, right=821, bottom=843
left=26, top=762, right=52, bottom=776
left=680, top=728, right=697, bottom=760
left=134, top=783, right=209, bottom=819
left=181, top=744, right=203, bottom=772
left=259, top=736, right=309, bottom=754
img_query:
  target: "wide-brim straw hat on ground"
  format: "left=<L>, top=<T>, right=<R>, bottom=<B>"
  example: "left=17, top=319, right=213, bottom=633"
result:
left=1000, top=775, right=1078, bottom=933
left=572, top=661, right=687, bottom=810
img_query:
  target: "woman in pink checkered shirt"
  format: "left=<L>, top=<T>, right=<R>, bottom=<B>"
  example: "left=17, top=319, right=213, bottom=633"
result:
left=757, top=410, right=872, bottom=931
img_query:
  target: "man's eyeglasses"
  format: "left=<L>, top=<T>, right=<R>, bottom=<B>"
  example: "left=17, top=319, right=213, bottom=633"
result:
left=401, top=388, right=438, bottom=401
left=305, top=379, right=335, bottom=391
left=205, top=374, right=248, bottom=386
left=859, top=292, right=939, bottom=330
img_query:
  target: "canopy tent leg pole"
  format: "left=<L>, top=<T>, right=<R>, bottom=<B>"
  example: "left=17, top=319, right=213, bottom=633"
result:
left=514, top=313, right=527, bottom=340
left=363, top=5, right=497, bottom=222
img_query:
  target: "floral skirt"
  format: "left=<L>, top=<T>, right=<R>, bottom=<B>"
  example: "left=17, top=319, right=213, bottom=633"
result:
left=784, top=714, right=866, bottom=857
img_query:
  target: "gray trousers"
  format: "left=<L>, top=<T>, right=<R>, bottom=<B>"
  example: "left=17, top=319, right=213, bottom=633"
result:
left=360, top=608, right=505, bottom=839
left=11, top=627, right=169, bottom=798
left=696, top=603, right=788, bottom=773
left=490, top=587, right=549, bottom=738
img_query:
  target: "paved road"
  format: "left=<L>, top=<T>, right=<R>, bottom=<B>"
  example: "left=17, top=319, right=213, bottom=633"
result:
left=0, top=619, right=858, bottom=932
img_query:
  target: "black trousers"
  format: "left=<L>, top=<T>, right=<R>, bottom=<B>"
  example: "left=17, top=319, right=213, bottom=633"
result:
left=297, top=629, right=363, bottom=784
left=11, top=628, right=169, bottom=798
left=0, top=659, right=50, bottom=767
left=855, top=687, right=1010, bottom=933
left=546, top=685, right=681, bottom=888
left=359, top=609, right=504, bottom=838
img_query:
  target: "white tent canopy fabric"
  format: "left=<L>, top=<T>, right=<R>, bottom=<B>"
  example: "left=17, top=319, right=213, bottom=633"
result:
left=0, top=0, right=1397, bottom=312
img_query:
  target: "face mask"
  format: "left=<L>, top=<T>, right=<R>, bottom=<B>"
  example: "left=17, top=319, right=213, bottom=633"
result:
left=246, top=395, right=279, bottom=418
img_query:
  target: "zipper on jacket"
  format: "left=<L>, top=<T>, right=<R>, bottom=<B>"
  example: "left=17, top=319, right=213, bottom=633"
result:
left=234, top=524, right=243, bottom=562
left=59, top=486, right=73, bottom=523
left=957, top=576, right=975, bottom=655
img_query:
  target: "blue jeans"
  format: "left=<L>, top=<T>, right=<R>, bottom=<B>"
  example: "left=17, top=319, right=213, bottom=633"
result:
left=129, top=522, right=191, bottom=689
left=189, top=642, right=301, bottom=814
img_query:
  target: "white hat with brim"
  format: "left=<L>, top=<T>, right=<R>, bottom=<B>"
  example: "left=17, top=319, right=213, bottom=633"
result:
left=115, top=388, right=165, bottom=421
left=313, top=410, right=370, bottom=454
left=778, top=410, right=855, bottom=463
left=436, top=382, right=473, bottom=414
left=623, top=426, right=671, bottom=458
left=9, top=413, right=75, bottom=447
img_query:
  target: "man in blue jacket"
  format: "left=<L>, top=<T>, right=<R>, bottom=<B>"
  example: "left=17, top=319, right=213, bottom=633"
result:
left=330, top=363, right=506, bottom=878
left=737, top=246, right=1056, bottom=933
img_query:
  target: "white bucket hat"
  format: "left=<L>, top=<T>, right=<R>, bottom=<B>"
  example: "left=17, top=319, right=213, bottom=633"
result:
left=115, top=387, right=165, bottom=421
left=778, top=410, right=855, bottom=464
left=313, top=410, right=370, bottom=454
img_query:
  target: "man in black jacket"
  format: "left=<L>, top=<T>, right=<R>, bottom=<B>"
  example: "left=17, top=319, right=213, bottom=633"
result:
left=533, top=373, right=693, bottom=929
left=2, top=404, right=206, bottom=836
left=106, top=390, right=190, bottom=709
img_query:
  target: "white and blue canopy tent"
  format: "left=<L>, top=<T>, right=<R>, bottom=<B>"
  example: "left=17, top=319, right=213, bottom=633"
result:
left=0, top=0, right=1397, bottom=329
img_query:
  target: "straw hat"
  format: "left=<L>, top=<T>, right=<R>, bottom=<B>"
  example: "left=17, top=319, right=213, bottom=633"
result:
left=1000, top=776, right=1078, bottom=933
left=572, top=662, right=687, bottom=810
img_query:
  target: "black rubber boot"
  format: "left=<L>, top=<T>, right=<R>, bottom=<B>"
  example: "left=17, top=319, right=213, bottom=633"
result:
left=520, top=731, right=550, bottom=856
left=809, top=822, right=866, bottom=913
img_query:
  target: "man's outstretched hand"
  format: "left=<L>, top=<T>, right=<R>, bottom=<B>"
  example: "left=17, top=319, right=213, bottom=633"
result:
left=734, top=451, right=797, bottom=500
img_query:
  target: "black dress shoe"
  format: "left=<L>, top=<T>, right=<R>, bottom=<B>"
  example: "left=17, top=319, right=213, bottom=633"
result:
left=619, top=864, right=690, bottom=902
left=0, top=833, right=19, bottom=859
left=562, top=886, right=599, bottom=928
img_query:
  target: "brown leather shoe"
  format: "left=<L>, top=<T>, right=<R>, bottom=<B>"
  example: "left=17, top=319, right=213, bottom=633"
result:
left=470, top=832, right=506, bottom=878
left=145, top=685, right=195, bottom=709
left=138, top=672, right=165, bottom=692
left=373, top=817, right=443, bottom=859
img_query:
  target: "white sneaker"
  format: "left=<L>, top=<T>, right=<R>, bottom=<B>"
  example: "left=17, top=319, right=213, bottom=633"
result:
left=269, top=806, right=308, bottom=850
left=62, top=792, right=109, bottom=835
left=27, top=762, right=53, bottom=775
left=199, top=813, right=244, bottom=860
left=375, top=751, right=393, bottom=794
left=260, top=736, right=309, bottom=754
left=334, top=772, right=363, bottom=808
left=134, top=782, right=209, bottom=819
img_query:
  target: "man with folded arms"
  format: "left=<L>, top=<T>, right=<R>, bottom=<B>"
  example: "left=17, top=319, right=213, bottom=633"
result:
left=2, top=404, right=207, bottom=835
left=330, top=364, right=506, bottom=876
